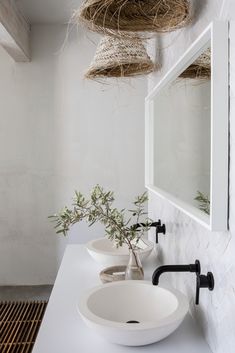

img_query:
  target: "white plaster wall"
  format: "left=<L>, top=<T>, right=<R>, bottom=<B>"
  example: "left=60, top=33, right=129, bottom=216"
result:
left=0, top=25, right=147, bottom=285
left=148, top=1, right=235, bottom=352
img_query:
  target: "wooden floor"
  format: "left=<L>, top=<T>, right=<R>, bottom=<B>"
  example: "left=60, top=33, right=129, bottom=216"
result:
left=0, top=301, right=47, bottom=353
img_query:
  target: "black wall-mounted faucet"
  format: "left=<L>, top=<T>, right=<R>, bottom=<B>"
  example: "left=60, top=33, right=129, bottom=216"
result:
left=152, top=260, right=201, bottom=285
left=152, top=260, right=214, bottom=305
left=132, top=220, right=166, bottom=244
left=132, top=220, right=161, bottom=230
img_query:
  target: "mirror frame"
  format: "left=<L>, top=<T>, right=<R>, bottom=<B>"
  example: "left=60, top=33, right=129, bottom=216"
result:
left=145, top=21, right=228, bottom=231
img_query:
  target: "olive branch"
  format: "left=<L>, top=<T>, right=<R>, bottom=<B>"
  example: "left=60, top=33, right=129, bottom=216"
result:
left=194, top=191, right=210, bottom=215
left=49, top=185, right=152, bottom=249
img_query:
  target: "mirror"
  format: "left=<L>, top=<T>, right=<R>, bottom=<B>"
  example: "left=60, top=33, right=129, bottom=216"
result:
left=153, top=48, right=211, bottom=215
left=145, top=22, right=228, bottom=230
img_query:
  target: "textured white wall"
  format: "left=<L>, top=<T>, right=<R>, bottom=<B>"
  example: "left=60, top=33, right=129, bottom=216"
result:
left=0, top=25, right=147, bottom=285
left=148, top=1, right=235, bottom=352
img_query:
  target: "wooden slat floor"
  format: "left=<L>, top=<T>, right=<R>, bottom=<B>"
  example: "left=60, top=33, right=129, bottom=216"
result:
left=0, top=301, right=47, bottom=353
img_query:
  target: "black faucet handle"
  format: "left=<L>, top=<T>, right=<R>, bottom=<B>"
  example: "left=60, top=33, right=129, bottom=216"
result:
left=196, top=272, right=215, bottom=305
left=155, top=223, right=166, bottom=243
left=157, top=224, right=166, bottom=234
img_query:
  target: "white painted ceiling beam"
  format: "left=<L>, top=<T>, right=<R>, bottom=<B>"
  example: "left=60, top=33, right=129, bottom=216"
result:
left=0, top=0, right=30, bottom=62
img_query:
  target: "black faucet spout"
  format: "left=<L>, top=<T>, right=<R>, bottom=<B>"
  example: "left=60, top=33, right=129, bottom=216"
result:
left=131, top=220, right=166, bottom=244
left=152, top=260, right=201, bottom=285
left=131, top=220, right=161, bottom=231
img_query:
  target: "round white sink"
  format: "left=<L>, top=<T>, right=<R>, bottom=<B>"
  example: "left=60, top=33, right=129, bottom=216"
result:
left=77, top=280, right=189, bottom=346
left=86, top=237, right=154, bottom=266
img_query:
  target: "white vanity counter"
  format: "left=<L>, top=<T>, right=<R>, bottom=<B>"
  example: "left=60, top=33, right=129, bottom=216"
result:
left=32, top=245, right=212, bottom=353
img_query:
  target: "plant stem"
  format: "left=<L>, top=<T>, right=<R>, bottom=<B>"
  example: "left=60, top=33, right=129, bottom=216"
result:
left=92, top=203, right=133, bottom=250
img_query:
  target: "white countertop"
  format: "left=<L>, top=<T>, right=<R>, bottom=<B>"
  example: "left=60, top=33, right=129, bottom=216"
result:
left=32, top=244, right=212, bottom=353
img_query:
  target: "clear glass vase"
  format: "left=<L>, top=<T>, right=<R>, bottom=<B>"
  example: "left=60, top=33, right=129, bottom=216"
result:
left=125, top=248, right=144, bottom=280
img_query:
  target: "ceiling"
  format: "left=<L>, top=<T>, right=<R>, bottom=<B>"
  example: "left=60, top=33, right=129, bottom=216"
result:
left=16, top=0, right=82, bottom=24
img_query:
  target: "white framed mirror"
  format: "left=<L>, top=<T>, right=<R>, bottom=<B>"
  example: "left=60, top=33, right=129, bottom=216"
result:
left=145, top=21, right=228, bottom=231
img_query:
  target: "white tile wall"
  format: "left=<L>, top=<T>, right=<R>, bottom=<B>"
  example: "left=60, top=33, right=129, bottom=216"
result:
left=147, top=1, right=235, bottom=352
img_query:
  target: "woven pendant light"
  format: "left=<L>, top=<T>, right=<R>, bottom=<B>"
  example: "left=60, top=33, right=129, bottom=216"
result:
left=180, top=48, right=211, bottom=79
left=75, top=0, right=191, bottom=37
left=85, top=36, right=156, bottom=79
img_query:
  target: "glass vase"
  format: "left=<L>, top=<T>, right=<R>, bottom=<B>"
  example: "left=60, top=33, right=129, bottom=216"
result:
left=125, top=248, right=144, bottom=280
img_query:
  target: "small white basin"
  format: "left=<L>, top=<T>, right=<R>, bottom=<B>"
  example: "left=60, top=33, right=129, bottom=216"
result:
left=78, top=280, right=189, bottom=346
left=86, top=237, right=154, bottom=266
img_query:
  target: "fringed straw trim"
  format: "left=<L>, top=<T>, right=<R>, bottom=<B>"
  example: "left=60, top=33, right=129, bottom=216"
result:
left=74, top=0, right=191, bottom=37
left=85, top=35, right=157, bottom=79
left=85, top=61, right=156, bottom=78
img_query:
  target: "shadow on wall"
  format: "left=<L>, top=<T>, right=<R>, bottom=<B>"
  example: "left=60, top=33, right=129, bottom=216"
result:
left=193, top=0, right=209, bottom=24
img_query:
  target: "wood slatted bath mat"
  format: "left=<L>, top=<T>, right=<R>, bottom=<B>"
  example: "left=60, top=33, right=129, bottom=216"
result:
left=0, top=301, right=47, bottom=353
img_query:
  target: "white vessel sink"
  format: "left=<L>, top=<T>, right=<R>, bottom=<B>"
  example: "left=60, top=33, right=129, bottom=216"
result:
left=86, top=237, right=153, bottom=266
left=77, top=280, right=189, bottom=346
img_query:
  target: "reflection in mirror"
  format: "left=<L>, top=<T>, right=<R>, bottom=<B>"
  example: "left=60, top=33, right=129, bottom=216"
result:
left=153, top=47, right=211, bottom=215
left=146, top=22, right=228, bottom=230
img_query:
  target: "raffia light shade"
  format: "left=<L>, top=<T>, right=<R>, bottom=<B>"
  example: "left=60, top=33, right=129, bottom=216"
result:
left=75, top=0, right=191, bottom=37
left=180, top=48, right=211, bottom=79
left=85, top=36, right=156, bottom=79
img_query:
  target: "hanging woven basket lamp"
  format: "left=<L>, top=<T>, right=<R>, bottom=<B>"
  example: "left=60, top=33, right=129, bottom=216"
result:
left=180, top=48, right=211, bottom=80
left=75, top=0, right=191, bottom=37
left=85, top=36, right=156, bottom=79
